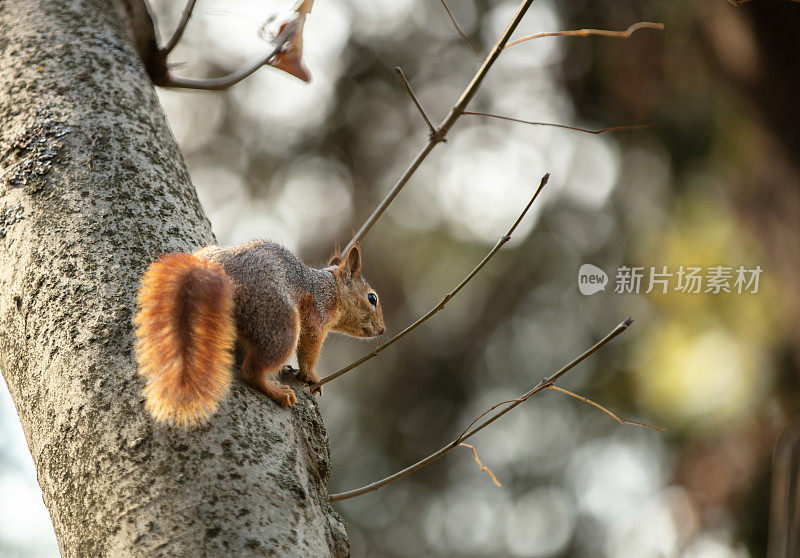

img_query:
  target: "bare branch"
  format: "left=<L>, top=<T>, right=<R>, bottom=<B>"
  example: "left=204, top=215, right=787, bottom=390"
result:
left=438, top=0, right=480, bottom=56
left=394, top=67, right=436, bottom=138
left=343, top=0, right=537, bottom=253
left=162, top=0, right=198, bottom=56
left=463, top=111, right=654, bottom=135
left=162, top=19, right=298, bottom=91
left=328, top=317, right=635, bottom=502
left=313, top=173, right=550, bottom=390
left=727, top=0, right=800, bottom=5
left=342, top=12, right=664, bottom=253
left=459, top=443, right=502, bottom=487
left=547, top=385, right=666, bottom=432
left=505, top=21, right=665, bottom=49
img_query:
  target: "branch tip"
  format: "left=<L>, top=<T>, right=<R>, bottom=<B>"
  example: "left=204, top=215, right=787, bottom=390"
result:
left=548, top=385, right=666, bottom=432
left=460, top=443, right=502, bottom=487
left=505, top=21, right=666, bottom=49
left=463, top=112, right=654, bottom=135
left=393, top=66, right=436, bottom=136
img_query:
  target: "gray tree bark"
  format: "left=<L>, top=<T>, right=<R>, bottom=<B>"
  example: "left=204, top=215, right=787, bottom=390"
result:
left=0, top=1, right=348, bottom=555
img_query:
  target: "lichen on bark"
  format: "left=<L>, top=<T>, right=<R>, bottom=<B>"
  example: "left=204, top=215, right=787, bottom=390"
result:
left=0, top=1, right=347, bottom=555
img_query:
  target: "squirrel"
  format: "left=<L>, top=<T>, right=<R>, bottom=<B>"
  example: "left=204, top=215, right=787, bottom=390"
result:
left=133, top=240, right=385, bottom=426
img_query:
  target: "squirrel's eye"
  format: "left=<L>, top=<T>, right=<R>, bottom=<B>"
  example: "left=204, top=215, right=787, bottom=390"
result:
left=367, top=293, right=378, bottom=306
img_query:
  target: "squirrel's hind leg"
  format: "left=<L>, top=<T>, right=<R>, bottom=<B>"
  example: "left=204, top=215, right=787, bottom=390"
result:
left=241, top=347, right=298, bottom=408
left=239, top=308, right=300, bottom=409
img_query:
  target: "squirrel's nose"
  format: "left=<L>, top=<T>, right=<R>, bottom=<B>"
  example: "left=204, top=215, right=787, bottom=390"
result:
left=379, top=327, right=385, bottom=335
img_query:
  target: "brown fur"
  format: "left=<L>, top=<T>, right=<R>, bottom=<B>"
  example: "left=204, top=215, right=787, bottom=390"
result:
left=134, top=253, right=235, bottom=426
left=134, top=241, right=384, bottom=426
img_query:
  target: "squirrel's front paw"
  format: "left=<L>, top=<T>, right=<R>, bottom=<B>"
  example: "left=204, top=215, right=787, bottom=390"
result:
left=295, top=368, right=322, bottom=396
left=299, top=376, right=323, bottom=398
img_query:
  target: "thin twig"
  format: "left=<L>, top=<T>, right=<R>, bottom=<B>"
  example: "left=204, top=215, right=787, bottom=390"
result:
left=328, top=317, right=634, bottom=502
left=343, top=0, right=537, bottom=254
left=455, top=318, right=634, bottom=441
left=463, top=111, right=654, bottom=135
left=438, top=0, right=480, bottom=56
left=164, top=19, right=298, bottom=91
left=505, top=21, right=665, bottom=49
left=727, top=0, right=800, bottom=4
left=547, top=385, right=666, bottom=432
left=342, top=12, right=663, bottom=253
left=162, top=0, right=199, bottom=56
left=313, top=173, right=549, bottom=390
left=459, top=443, right=502, bottom=487
left=454, top=397, right=521, bottom=443
left=394, top=67, right=436, bottom=138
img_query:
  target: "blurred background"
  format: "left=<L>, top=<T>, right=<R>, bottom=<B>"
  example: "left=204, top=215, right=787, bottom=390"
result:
left=2, top=0, right=799, bottom=556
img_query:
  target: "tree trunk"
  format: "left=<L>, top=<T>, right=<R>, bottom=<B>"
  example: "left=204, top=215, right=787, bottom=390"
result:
left=0, top=1, right=348, bottom=555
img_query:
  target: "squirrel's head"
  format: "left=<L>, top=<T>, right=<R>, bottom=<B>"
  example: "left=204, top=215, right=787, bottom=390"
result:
left=328, top=243, right=385, bottom=338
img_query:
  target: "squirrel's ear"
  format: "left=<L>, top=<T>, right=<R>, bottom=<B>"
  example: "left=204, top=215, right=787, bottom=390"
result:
left=341, top=243, right=361, bottom=281
left=328, top=244, right=343, bottom=267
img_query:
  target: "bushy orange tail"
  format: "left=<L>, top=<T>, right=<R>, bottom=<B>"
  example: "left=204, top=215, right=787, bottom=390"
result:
left=134, top=253, right=236, bottom=427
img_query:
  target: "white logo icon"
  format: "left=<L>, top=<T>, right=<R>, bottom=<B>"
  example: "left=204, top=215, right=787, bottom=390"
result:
left=578, top=264, right=608, bottom=295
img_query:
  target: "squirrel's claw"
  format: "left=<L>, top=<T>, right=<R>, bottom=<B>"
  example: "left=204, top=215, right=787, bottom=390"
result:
left=291, top=366, right=323, bottom=398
